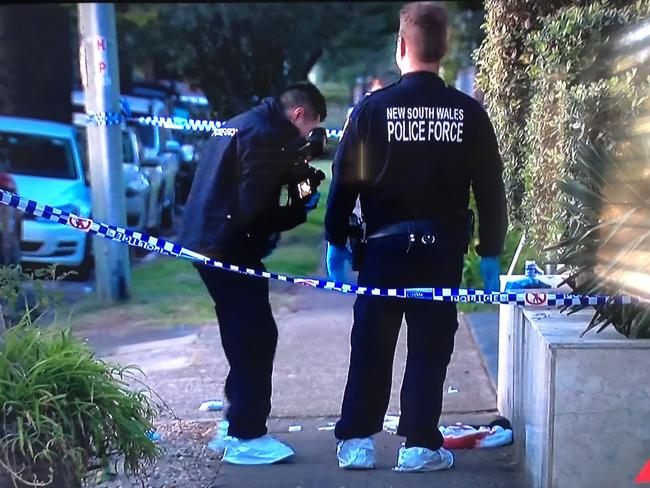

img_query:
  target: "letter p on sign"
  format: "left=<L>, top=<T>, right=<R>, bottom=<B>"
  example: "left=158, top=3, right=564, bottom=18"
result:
left=89, top=35, right=111, bottom=86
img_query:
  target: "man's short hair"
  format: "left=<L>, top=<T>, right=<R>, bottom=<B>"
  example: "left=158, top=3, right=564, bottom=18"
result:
left=279, top=82, right=327, bottom=122
left=399, top=2, right=448, bottom=64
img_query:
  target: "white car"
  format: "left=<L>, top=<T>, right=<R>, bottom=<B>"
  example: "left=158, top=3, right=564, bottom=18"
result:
left=73, top=122, right=154, bottom=234
left=72, top=91, right=154, bottom=234
left=0, top=116, right=92, bottom=278
left=120, top=128, right=151, bottom=231
left=126, top=127, right=165, bottom=232
left=122, top=95, right=181, bottom=229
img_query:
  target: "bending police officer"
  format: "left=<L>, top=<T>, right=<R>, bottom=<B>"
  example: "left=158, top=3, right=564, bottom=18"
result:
left=180, top=83, right=327, bottom=465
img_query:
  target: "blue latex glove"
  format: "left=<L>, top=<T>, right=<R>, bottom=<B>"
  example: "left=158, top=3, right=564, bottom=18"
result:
left=480, top=256, right=501, bottom=292
left=303, top=191, right=321, bottom=212
left=326, top=242, right=352, bottom=283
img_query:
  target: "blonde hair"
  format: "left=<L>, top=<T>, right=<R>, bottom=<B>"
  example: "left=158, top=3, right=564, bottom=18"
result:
left=399, top=2, right=448, bottom=64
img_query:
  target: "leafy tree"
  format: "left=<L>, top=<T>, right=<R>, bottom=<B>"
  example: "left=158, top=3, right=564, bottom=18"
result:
left=108, top=3, right=487, bottom=117
left=317, top=2, right=402, bottom=86
left=443, top=1, right=486, bottom=84
left=115, top=3, right=408, bottom=117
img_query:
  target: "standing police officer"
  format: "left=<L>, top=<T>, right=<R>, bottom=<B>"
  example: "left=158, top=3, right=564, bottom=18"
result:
left=325, top=2, right=507, bottom=472
left=180, top=83, right=326, bottom=465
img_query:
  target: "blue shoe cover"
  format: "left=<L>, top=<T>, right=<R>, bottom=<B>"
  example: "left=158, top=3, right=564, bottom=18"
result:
left=394, top=445, right=454, bottom=472
left=222, top=435, right=295, bottom=465
left=207, top=420, right=229, bottom=452
left=336, top=438, right=376, bottom=469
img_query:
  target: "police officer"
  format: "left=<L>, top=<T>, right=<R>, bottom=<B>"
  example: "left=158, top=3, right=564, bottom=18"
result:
left=180, top=82, right=326, bottom=465
left=325, top=2, right=507, bottom=472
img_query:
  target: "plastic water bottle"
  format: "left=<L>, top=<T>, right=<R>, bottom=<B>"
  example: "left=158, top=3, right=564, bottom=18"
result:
left=504, top=260, right=552, bottom=291
left=525, top=260, right=537, bottom=279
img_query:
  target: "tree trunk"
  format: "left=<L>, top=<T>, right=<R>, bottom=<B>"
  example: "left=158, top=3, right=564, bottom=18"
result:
left=300, top=47, right=323, bottom=80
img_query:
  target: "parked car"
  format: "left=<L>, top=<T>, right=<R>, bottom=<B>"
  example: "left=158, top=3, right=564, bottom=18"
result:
left=126, top=80, right=211, bottom=207
left=126, top=127, right=165, bottom=233
left=0, top=116, right=92, bottom=279
left=170, top=94, right=212, bottom=205
left=122, top=95, right=181, bottom=229
left=173, top=129, right=205, bottom=204
left=75, top=125, right=150, bottom=232
left=72, top=91, right=157, bottom=234
left=0, top=172, right=22, bottom=266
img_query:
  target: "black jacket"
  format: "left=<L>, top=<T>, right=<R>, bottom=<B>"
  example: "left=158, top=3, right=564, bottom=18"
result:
left=179, top=97, right=307, bottom=259
left=325, top=71, right=508, bottom=257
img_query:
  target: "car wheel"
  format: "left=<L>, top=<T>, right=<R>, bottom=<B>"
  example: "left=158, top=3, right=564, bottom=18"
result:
left=161, top=190, right=176, bottom=230
left=139, top=200, right=149, bottom=234
left=71, top=234, right=93, bottom=281
left=0, top=232, right=16, bottom=266
left=0, top=209, right=21, bottom=266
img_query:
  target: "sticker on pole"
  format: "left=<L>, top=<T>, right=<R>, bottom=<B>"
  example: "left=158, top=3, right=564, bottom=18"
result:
left=89, top=35, right=111, bottom=87
left=79, top=44, right=89, bottom=89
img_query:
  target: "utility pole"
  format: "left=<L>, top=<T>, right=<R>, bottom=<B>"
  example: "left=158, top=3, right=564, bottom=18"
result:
left=78, top=3, right=130, bottom=303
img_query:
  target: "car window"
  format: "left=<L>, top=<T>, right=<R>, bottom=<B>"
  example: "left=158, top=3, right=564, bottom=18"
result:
left=0, top=131, right=77, bottom=180
left=159, top=126, right=170, bottom=147
left=132, top=123, right=156, bottom=149
left=75, top=128, right=88, bottom=168
left=76, top=127, right=134, bottom=169
left=122, top=130, right=135, bottom=163
left=173, top=106, right=190, bottom=120
left=131, top=131, right=145, bottom=161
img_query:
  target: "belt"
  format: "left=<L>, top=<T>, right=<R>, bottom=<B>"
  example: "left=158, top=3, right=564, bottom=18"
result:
left=367, top=220, right=439, bottom=243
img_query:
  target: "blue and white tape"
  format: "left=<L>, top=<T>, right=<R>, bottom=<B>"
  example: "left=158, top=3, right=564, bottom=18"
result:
left=1, top=189, right=645, bottom=308
left=83, top=111, right=344, bottom=139
left=135, top=115, right=224, bottom=133
left=82, top=111, right=226, bottom=133
left=87, top=112, right=125, bottom=127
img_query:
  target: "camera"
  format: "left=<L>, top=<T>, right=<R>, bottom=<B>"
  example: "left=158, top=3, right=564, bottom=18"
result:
left=285, top=128, right=327, bottom=204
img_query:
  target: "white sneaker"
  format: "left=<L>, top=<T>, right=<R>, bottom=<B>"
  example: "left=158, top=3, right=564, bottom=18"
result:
left=222, top=434, right=295, bottom=465
left=336, top=437, right=376, bottom=469
left=394, top=445, right=454, bottom=472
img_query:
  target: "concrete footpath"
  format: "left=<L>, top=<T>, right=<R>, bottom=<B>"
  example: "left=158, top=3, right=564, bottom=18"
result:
left=77, top=283, right=523, bottom=487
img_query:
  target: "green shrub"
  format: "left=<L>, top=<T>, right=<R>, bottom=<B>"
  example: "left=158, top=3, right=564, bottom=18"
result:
left=522, top=1, right=650, bottom=249
left=0, top=315, right=161, bottom=486
left=477, top=0, right=650, bottom=336
left=475, top=0, right=649, bottom=250
left=474, top=0, right=574, bottom=231
left=550, top=142, right=650, bottom=338
left=0, top=265, right=65, bottom=329
left=0, top=217, right=167, bottom=483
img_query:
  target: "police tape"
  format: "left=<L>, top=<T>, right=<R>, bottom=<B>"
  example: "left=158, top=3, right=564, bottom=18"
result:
left=1, top=188, right=645, bottom=308
left=87, top=112, right=231, bottom=134
left=85, top=112, right=344, bottom=139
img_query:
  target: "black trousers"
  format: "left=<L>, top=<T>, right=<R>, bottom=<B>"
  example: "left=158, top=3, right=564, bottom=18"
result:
left=334, top=231, right=464, bottom=450
left=195, top=258, right=277, bottom=440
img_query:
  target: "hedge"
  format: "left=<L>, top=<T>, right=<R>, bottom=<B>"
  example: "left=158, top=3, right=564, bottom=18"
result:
left=475, top=0, right=649, bottom=250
